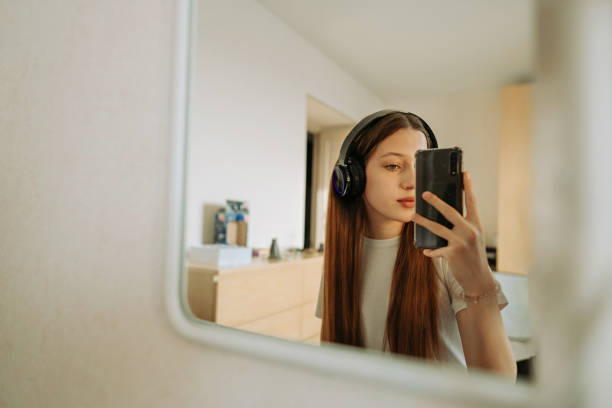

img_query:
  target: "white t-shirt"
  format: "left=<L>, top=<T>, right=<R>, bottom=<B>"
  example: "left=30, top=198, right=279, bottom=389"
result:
left=315, top=234, right=508, bottom=367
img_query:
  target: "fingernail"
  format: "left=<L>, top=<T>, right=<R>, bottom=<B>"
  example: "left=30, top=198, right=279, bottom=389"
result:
left=423, top=191, right=432, bottom=199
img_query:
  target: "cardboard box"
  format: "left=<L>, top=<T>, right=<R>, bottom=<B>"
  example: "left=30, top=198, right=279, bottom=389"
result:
left=226, top=220, right=247, bottom=246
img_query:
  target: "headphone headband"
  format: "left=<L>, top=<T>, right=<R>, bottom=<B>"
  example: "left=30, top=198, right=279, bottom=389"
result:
left=332, top=109, right=438, bottom=199
left=337, top=110, right=438, bottom=166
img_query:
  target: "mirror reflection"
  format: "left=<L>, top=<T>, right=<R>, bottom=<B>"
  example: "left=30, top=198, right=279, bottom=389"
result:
left=184, top=0, right=535, bottom=382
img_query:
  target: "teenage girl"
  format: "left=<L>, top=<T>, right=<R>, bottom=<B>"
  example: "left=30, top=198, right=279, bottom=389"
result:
left=315, top=110, right=516, bottom=379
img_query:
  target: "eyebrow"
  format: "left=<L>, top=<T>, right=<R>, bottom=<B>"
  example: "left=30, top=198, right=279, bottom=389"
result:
left=379, top=152, right=409, bottom=158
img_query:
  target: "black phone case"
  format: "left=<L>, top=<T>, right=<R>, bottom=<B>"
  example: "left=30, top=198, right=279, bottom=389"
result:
left=414, top=147, right=463, bottom=249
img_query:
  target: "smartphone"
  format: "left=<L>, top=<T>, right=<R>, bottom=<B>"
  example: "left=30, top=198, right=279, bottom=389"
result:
left=414, top=147, right=463, bottom=249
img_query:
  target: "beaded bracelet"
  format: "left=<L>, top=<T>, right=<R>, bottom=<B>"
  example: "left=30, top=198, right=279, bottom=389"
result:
left=460, top=280, right=501, bottom=304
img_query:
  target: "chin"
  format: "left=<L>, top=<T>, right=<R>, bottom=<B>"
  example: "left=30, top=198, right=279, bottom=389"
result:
left=394, top=210, right=414, bottom=223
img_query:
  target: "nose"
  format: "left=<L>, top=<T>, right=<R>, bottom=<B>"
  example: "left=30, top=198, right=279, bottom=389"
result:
left=400, top=167, right=416, bottom=190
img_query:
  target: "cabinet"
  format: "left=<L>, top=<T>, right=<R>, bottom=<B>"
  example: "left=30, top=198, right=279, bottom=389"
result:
left=497, top=84, right=533, bottom=275
left=187, top=254, right=324, bottom=344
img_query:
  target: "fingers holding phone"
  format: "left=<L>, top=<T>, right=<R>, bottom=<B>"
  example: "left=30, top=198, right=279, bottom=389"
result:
left=412, top=170, right=492, bottom=291
left=462, top=171, right=484, bottom=233
left=413, top=177, right=485, bottom=254
left=413, top=147, right=464, bottom=249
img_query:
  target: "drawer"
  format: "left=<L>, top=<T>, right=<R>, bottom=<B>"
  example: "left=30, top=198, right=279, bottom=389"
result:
left=186, top=269, right=216, bottom=321
left=303, top=335, right=321, bottom=346
left=302, top=258, right=323, bottom=303
left=237, top=306, right=302, bottom=341
left=216, top=264, right=303, bottom=326
left=301, top=300, right=321, bottom=340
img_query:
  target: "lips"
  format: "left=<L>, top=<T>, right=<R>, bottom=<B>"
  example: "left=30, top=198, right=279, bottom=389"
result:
left=397, top=197, right=415, bottom=208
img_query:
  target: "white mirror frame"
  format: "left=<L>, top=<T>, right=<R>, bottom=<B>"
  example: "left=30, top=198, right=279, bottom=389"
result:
left=164, top=0, right=536, bottom=405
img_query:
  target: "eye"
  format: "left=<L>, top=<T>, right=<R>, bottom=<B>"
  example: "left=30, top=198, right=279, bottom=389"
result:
left=385, top=164, right=401, bottom=171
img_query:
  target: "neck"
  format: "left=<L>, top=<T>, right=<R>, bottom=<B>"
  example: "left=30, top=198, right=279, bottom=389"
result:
left=365, top=220, right=403, bottom=239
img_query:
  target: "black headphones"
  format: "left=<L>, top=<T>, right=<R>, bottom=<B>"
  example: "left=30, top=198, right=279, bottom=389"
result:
left=332, top=110, right=438, bottom=199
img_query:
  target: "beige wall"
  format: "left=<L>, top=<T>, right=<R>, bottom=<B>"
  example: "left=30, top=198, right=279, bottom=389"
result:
left=0, top=1, right=473, bottom=407
left=498, top=84, right=532, bottom=275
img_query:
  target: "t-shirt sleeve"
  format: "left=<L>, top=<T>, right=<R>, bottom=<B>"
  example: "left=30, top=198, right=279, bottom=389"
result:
left=314, top=269, right=323, bottom=319
left=441, top=258, right=509, bottom=315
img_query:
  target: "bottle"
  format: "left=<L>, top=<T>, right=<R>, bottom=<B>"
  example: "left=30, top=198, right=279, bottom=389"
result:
left=235, top=213, right=248, bottom=246
left=269, top=238, right=281, bottom=260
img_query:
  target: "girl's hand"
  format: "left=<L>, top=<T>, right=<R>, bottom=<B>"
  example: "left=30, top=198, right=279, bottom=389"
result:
left=410, top=171, right=494, bottom=293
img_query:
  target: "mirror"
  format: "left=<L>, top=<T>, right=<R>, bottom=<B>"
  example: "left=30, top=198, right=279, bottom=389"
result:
left=183, top=0, right=535, bottom=382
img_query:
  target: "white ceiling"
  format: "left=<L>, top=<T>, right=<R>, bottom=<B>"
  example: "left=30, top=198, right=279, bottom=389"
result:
left=258, top=0, right=535, bottom=101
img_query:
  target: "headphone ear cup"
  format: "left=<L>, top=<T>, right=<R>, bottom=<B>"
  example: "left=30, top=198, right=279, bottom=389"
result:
left=347, top=158, right=365, bottom=198
left=332, top=164, right=350, bottom=197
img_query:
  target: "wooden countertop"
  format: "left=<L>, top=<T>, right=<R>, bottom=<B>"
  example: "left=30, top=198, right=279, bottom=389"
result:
left=187, top=252, right=324, bottom=277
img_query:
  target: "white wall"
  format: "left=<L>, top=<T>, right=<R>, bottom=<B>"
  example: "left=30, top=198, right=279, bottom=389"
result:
left=187, top=0, right=383, bottom=249
left=385, top=88, right=501, bottom=247
left=0, top=1, right=468, bottom=407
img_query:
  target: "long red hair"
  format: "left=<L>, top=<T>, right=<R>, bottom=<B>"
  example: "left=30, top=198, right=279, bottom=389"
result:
left=320, top=112, right=440, bottom=360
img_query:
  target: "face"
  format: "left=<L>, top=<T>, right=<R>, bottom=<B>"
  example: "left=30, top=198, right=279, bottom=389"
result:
left=362, top=127, right=428, bottom=237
